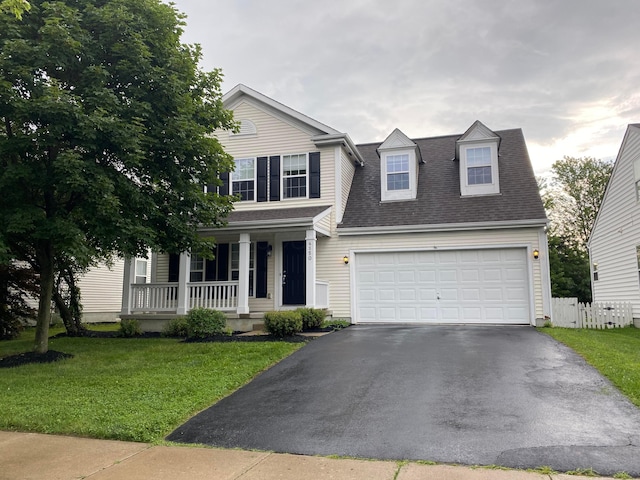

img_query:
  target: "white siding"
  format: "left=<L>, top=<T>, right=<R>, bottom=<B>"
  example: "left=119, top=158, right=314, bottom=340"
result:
left=77, top=260, right=124, bottom=315
left=215, top=100, right=336, bottom=213
left=340, top=149, right=356, bottom=223
left=317, top=227, right=546, bottom=322
left=590, top=126, right=640, bottom=317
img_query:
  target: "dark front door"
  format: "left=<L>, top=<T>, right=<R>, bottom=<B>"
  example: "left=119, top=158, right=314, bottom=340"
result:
left=282, top=241, right=306, bottom=305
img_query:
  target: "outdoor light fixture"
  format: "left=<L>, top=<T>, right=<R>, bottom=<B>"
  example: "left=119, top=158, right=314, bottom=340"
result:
left=343, top=255, right=349, bottom=265
left=267, top=244, right=273, bottom=257
left=533, top=249, right=539, bottom=259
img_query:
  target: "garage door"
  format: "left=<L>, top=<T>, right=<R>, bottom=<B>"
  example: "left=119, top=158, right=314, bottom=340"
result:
left=355, top=249, right=530, bottom=324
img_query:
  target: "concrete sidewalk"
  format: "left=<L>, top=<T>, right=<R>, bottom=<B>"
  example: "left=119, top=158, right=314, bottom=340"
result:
left=0, top=431, right=628, bottom=480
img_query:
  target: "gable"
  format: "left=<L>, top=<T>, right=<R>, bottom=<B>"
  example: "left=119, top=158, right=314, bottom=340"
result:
left=590, top=124, right=640, bottom=245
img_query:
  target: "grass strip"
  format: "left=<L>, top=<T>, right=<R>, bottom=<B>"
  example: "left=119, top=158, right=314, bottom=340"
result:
left=0, top=328, right=302, bottom=442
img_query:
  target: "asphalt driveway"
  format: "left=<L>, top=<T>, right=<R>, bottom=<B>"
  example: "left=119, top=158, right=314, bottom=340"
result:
left=167, top=325, right=640, bottom=475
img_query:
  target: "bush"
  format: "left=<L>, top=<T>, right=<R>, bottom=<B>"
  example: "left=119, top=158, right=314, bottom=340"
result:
left=119, top=319, right=142, bottom=337
left=0, top=314, right=23, bottom=340
left=322, top=319, right=351, bottom=331
left=297, top=307, right=325, bottom=330
left=162, top=317, right=189, bottom=337
left=185, top=308, right=227, bottom=339
left=264, top=311, right=303, bottom=338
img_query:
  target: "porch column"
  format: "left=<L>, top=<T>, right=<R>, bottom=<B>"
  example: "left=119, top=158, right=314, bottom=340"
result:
left=237, top=233, right=250, bottom=314
left=305, top=229, right=317, bottom=308
left=176, top=252, right=190, bottom=315
left=120, top=256, right=136, bottom=316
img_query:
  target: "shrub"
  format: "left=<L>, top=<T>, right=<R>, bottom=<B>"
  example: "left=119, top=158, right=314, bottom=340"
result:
left=322, top=319, right=351, bottom=331
left=264, top=311, right=303, bottom=338
left=162, top=317, right=189, bottom=337
left=297, top=307, right=325, bottom=330
left=119, top=319, right=142, bottom=337
left=185, top=308, right=227, bottom=339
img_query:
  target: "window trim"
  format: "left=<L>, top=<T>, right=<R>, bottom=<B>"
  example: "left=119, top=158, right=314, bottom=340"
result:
left=232, top=157, right=256, bottom=202
left=460, top=141, right=500, bottom=196
left=281, top=153, right=309, bottom=200
left=380, top=149, right=417, bottom=202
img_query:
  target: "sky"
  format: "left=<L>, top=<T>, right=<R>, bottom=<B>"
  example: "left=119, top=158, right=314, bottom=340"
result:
left=168, top=0, right=640, bottom=174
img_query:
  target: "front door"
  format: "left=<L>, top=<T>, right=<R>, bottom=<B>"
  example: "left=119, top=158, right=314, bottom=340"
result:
left=282, top=241, right=306, bottom=305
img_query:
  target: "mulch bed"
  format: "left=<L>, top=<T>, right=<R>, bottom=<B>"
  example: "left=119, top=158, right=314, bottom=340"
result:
left=0, top=350, right=74, bottom=369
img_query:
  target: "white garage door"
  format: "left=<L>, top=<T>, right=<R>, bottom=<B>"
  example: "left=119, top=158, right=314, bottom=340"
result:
left=355, top=249, right=530, bottom=324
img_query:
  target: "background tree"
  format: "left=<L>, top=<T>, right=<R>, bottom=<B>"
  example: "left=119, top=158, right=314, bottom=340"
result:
left=0, top=0, right=236, bottom=353
left=541, top=156, right=613, bottom=302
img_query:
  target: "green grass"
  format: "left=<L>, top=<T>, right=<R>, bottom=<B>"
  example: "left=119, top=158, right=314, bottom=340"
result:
left=541, top=327, right=640, bottom=407
left=0, top=327, right=303, bottom=443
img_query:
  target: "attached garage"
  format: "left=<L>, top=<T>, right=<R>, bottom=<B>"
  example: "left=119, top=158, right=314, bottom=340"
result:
left=354, top=248, right=531, bottom=324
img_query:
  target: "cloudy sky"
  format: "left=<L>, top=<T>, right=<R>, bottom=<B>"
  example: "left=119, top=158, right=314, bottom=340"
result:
left=169, top=0, right=640, bottom=174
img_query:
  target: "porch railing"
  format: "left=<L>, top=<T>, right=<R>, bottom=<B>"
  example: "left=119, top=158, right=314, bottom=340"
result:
left=131, top=283, right=178, bottom=312
left=130, top=281, right=238, bottom=313
left=188, top=282, right=238, bottom=310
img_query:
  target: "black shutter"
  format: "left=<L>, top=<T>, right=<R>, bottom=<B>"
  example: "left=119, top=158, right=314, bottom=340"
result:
left=269, top=155, right=280, bottom=201
left=309, top=151, right=321, bottom=198
left=256, top=242, right=269, bottom=298
left=217, top=243, right=229, bottom=280
left=206, top=184, right=216, bottom=194
left=205, top=248, right=217, bottom=281
left=257, top=156, right=268, bottom=202
left=220, top=172, right=230, bottom=196
left=168, top=253, right=180, bottom=282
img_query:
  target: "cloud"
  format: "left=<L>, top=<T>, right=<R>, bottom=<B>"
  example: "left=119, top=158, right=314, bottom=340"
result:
left=170, top=0, right=640, bottom=173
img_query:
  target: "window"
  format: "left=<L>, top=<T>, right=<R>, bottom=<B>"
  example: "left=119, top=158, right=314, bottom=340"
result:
left=190, top=254, right=204, bottom=282
left=232, top=158, right=255, bottom=201
left=283, top=154, right=307, bottom=199
left=135, top=259, right=147, bottom=284
left=386, top=154, right=410, bottom=190
left=467, top=147, right=492, bottom=185
left=231, top=243, right=255, bottom=296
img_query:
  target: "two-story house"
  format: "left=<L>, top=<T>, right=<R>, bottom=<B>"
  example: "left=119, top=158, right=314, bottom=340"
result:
left=120, top=84, right=551, bottom=331
left=589, top=124, right=640, bottom=324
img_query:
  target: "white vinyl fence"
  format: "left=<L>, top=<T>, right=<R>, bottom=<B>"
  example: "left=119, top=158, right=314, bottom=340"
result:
left=551, top=297, right=633, bottom=329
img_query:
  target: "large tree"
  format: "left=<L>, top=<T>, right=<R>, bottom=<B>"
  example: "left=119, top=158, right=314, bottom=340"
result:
left=0, top=0, right=236, bottom=353
left=541, top=156, right=613, bottom=301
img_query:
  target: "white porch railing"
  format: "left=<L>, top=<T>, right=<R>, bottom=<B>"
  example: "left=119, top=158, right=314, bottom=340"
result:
left=188, top=282, right=238, bottom=310
left=131, top=283, right=178, bottom=312
left=130, top=282, right=238, bottom=313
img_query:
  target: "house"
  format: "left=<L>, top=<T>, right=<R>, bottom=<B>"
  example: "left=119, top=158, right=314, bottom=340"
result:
left=120, top=84, right=551, bottom=330
left=589, top=124, right=640, bottom=325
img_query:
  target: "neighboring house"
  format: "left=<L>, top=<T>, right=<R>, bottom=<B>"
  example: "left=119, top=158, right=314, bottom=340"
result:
left=120, top=84, right=551, bottom=330
left=589, top=124, right=640, bottom=323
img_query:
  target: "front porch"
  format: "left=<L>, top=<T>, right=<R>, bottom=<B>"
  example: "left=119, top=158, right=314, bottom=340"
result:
left=120, top=215, right=332, bottom=331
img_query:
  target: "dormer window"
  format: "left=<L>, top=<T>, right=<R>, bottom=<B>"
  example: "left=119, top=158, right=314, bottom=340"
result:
left=457, top=121, right=500, bottom=196
left=467, top=147, right=492, bottom=185
left=386, top=154, right=410, bottom=190
left=378, top=129, right=421, bottom=202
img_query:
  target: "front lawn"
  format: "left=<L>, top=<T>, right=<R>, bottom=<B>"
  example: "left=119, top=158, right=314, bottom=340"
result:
left=0, top=327, right=303, bottom=442
left=541, top=327, right=640, bottom=407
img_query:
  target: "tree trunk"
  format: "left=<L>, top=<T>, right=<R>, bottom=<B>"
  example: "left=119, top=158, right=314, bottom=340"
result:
left=34, top=243, right=54, bottom=353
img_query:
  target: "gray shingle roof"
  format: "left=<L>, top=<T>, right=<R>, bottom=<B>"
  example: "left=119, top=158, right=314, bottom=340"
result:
left=339, top=129, right=546, bottom=229
left=227, top=205, right=331, bottom=224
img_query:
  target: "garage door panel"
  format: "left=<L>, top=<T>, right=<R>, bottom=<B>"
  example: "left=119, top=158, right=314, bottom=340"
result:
left=355, top=248, right=529, bottom=324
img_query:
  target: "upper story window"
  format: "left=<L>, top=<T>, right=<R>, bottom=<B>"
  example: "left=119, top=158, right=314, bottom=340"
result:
left=467, top=147, right=492, bottom=185
left=232, top=158, right=255, bottom=201
left=283, top=153, right=307, bottom=199
left=377, top=129, right=420, bottom=202
left=386, top=154, right=410, bottom=190
left=457, top=121, right=501, bottom=197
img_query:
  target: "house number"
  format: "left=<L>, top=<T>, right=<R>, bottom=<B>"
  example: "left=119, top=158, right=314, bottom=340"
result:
left=307, top=243, right=313, bottom=261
